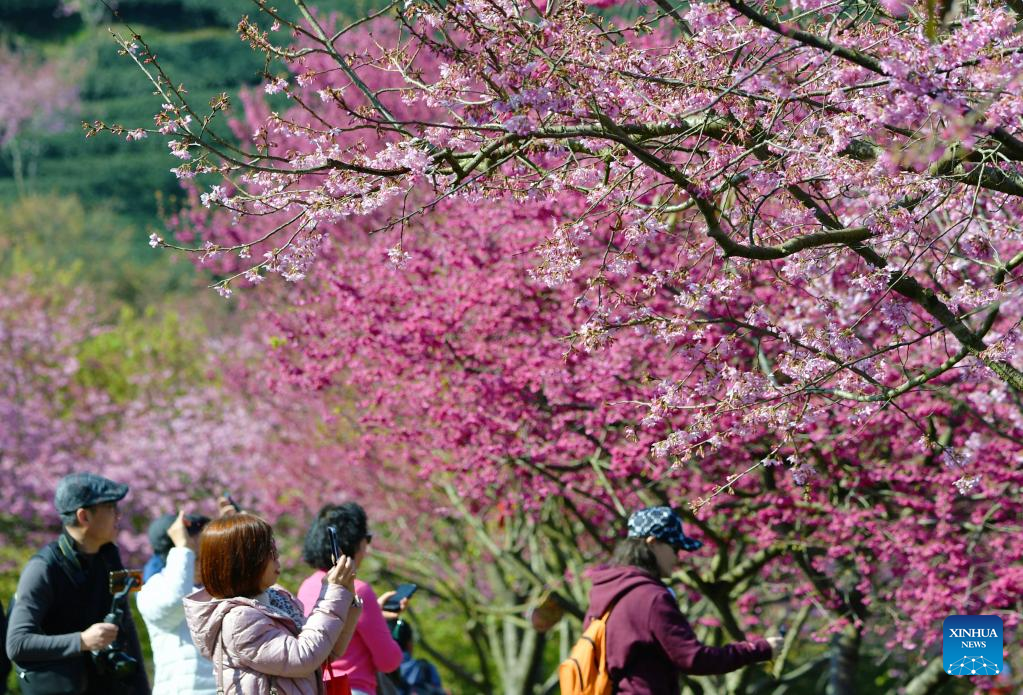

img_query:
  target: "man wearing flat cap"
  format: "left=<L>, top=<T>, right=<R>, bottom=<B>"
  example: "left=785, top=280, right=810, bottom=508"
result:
left=5, top=473, right=150, bottom=695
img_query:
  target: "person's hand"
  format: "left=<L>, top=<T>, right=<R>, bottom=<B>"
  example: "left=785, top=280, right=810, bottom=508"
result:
left=169, top=510, right=201, bottom=552
left=80, top=622, right=118, bottom=651
left=217, top=495, right=237, bottom=518
left=378, top=591, right=408, bottom=620
left=167, top=511, right=191, bottom=549
left=326, top=554, right=357, bottom=592
left=766, top=635, right=784, bottom=655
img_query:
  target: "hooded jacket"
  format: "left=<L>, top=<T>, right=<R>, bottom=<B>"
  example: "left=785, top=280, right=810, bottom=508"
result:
left=586, top=565, right=771, bottom=695
left=183, top=584, right=354, bottom=695
left=136, top=547, right=216, bottom=695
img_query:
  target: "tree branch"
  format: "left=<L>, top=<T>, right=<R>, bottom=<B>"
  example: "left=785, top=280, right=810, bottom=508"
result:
left=708, top=225, right=872, bottom=260
left=721, top=0, right=884, bottom=74
left=903, top=656, right=950, bottom=695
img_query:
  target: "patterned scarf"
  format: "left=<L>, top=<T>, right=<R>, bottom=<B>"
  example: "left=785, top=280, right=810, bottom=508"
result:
left=254, top=587, right=307, bottom=630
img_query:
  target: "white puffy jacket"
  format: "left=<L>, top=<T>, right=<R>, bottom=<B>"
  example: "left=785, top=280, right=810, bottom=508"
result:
left=136, top=547, right=217, bottom=695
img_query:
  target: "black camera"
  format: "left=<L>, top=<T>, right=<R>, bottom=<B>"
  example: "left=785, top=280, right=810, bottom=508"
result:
left=92, top=574, right=140, bottom=681
left=92, top=645, right=139, bottom=680
left=184, top=513, right=211, bottom=536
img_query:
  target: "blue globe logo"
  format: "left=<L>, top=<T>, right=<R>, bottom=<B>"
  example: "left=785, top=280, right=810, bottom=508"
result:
left=947, top=655, right=1000, bottom=676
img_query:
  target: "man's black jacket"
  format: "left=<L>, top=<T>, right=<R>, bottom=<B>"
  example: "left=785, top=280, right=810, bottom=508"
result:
left=5, top=531, right=149, bottom=695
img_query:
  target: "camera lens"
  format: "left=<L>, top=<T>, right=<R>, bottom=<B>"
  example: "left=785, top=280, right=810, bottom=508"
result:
left=111, top=652, right=139, bottom=677
left=185, top=513, right=211, bottom=536
left=94, top=649, right=139, bottom=679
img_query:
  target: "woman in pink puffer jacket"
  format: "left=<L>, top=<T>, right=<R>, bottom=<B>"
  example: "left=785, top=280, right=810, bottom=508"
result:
left=183, top=513, right=363, bottom=695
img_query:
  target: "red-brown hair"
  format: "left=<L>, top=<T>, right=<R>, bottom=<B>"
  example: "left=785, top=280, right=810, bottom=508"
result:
left=198, top=513, right=276, bottom=598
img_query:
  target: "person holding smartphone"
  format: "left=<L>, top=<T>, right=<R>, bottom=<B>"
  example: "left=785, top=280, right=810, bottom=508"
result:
left=136, top=495, right=234, bottom=695
left=298, top=503, right=406, bottom=695
left=183, top=513, right=362, bottom=695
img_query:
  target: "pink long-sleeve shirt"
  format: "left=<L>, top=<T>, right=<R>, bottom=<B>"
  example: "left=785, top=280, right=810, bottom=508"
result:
left=298, top=572, right=402, bottom=694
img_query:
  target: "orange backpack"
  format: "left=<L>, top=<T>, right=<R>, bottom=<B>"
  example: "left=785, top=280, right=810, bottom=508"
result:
left=558, top=607, right=616, bottom=695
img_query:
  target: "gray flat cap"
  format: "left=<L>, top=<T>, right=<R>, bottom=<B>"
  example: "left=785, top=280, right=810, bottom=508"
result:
left=54, top=472, right=129, bottom=514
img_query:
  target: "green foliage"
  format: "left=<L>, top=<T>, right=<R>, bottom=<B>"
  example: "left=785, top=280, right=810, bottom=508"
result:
left=3, top=145, right=181, bottom=225
left=79, top=27, right=262, bottom=100
left=0, top=0, right=60, bottom=10
left=1, top=23, right=258, bottom=221
left=0, top=0, right=394, bottom=220
left=112, top=0, right=266, bottom=29
left=0, top=1, right=84, bottom=41
left=75, top=305, right=209, bottom=402
left=0, top=0, right=392, bottom=39
left=0, top=194, right=194, bottom=306
left=406, top=598, right=499, bottom=694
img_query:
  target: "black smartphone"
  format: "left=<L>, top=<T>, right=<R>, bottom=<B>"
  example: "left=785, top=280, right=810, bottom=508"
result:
left=327, top=525, right=341, bottom=565
left=382, top=582, right=418, bottom=612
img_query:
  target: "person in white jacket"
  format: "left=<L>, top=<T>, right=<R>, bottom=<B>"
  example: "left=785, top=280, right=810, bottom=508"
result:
left=137, top=503, right=229, bottom=695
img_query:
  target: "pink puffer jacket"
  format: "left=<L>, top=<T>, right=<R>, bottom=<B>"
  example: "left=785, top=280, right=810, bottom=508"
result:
left=183, top=584, right=355, bottom=695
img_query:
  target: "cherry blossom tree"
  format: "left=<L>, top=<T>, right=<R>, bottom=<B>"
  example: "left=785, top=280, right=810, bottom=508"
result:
left=0, top=278, right=307, bottom=560
left=93, top=1, right=1023, bottom=691
left=244, top=185, right=1022, bottom=693
left=176, top=69, right=1023, bottom=685
left=96, top=0, right=1023, bottom=477
left=0, top=47, right=77, bottom=193
left=0, top=279, right=110, bottom=532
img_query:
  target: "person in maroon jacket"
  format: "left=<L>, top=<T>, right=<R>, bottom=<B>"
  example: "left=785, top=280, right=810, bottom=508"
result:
left=584, top=507, right=781, bottom=695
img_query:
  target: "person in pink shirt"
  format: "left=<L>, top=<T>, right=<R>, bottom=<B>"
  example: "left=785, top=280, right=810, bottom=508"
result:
left=297, top=503, right=406, bottom=695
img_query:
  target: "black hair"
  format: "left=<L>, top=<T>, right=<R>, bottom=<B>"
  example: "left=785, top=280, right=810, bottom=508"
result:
left=392, top=618, right=413, bottom=650
left=610, top=537, right=661, bottom=577
left=59, top=511, right=79, bottom=527
left=302, top=502, right=369, bottom=571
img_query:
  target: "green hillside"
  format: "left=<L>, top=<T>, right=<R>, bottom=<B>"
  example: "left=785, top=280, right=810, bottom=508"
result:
left=0, top=0, right=385, bottom=301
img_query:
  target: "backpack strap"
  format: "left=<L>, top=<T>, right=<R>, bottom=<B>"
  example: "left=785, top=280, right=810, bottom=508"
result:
left=580, top=587, right=637, bottom=686
left=35, top=536, right=88, bottom=588
left=590, top=587, right=632, bottom=627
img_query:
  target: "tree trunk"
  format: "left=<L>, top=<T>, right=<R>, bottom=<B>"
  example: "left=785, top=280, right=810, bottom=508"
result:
left=827, top=623, right=860, bottom=695
left=9, top=138, right=25, bottom=197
